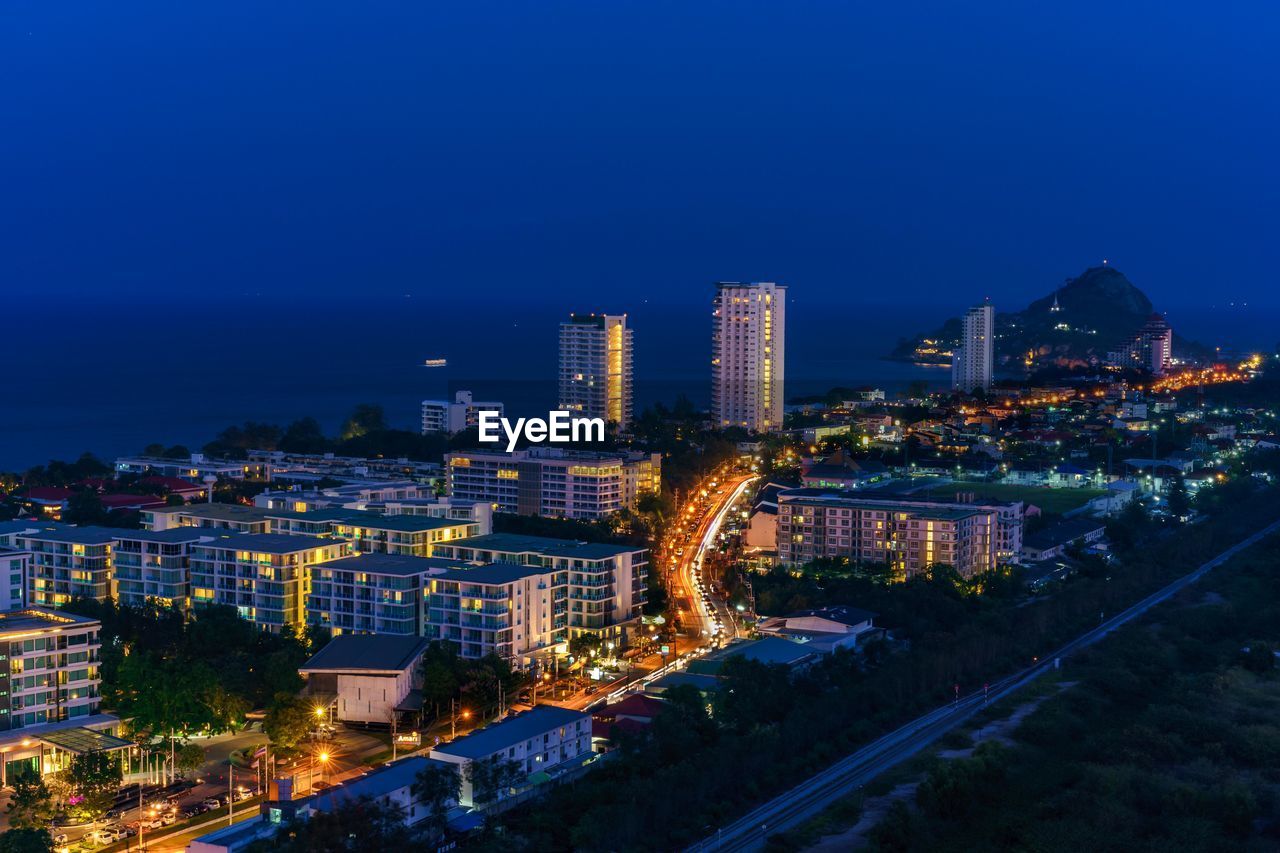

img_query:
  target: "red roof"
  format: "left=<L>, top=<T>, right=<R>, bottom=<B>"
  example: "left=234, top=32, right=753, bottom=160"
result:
left=603, top=694, right=666, bottom=719
left=25, top=487, right=74, bottom=503
left=99, top=494, right=167, bottom=510
left=140, top=476, right=205, bottom=493
left=592, top=717, right=649, bottom=740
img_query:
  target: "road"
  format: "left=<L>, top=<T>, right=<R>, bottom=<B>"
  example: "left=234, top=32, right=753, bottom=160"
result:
left=669, top=472, right=758, bottom=643
left=691, top=517, right=1280, bottom=852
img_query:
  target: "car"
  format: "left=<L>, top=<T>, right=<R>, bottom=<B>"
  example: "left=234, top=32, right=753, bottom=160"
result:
left=235, top=789, right=253, bottom=801
left=143, top=817, right=164, bottom=830
left=161, top=811, right=178, bottom=825
left=202, top=797, right=222, bottom=809
left=51, top=833, right=68, bottom=845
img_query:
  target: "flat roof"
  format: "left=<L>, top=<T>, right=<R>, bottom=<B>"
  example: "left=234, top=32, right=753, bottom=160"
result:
left=111, top=528, right=213, bottom=544
left=148, top=504, right=275, bottom=522
left=39, top=727, right=134, bottom=754
left=435, top=562, right=550, bottom=585
left=307, top=756, right=450, bottom=814
left=314, top=553, right=470, bottom=577
left=432, top=706, right=588, bottom=760
left=301, top=634, right=428, bottom=673
left=17, top=524, right=120, bottom=545
left=192, top=533, right=336, bottom=554
left=0, top=607, right=100, bottom=635
left=447, top=533, right=640, bottom=558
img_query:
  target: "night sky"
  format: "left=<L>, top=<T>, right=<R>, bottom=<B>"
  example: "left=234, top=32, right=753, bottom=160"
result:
left=3, top=2, right=1278, bottom=311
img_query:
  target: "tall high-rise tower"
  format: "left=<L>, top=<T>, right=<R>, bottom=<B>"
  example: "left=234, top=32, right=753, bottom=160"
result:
left=559, top=313, right=633, bottom=428
left=951, top=301, right=994, bottom=393
left=712, top=282, right=786, bottom=432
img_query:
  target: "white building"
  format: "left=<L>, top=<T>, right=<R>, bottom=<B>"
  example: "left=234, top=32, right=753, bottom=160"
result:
left=444, top=447, right=660, bottom=519
left=430, top=705, right=592, bottom=807
left=421, top=390, right=505, bottom=435
left=712, top=281, right=786, bottom=432
left=559, top=313, right=633, bottom=428
left=952, top=301, right=994, bottom=393
left=298, top=634, right=429, bottom=724
left=0, top=546, right=28, bottom=611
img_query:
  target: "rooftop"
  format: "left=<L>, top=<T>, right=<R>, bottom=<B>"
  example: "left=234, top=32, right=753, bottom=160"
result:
left=16, top=524, right=121, bottom=545
left=432, top=706, right=588, bottom=760
left=314, top=553, right=470, bottom=577
left=300, top=634, right=428, bottom=673
left=147, top=504, right=275, bottom=522
left=111, top=527, right=214, bottom=544
left=448, top=533, right=640, bottom=559
left=0, top=607, right=100, bottom=635
left=435, top=562, right=551, bottom=585
left=193, top=533, right=337, bottom=554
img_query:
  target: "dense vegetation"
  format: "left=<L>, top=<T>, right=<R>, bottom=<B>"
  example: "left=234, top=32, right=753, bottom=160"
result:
left=868, top=535, right=1280, bottom=852
left=493, top=477, right=1280, bottom=851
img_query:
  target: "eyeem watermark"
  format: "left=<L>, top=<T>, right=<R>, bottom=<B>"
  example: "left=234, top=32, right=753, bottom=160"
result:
left=477, top=410, right=605, bottom=452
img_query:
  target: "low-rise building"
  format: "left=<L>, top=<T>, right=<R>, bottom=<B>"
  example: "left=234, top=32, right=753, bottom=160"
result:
left=114, top=453, right=263, bottom=482
left=190, top=534, right=349, bottom=632
left=299, top=634, right=429, bottom=725
left=141, top=503, right=275, bottom=533
left=307, top=553, right=467, bottom=636
left=777, top=490, right=998, bottom=579
left=430, top=705, right=592, bottom=807
left=444, top=447, right=660, bottom=519
left=756, top=606, right=880, bottom=654
left=1021, top=518, right=1107, bottom=561
left=422, top=390, right=505, bottom=435
left=431, top=534, right=647, bottom=644
left=112, top=528, right=213, bottom=610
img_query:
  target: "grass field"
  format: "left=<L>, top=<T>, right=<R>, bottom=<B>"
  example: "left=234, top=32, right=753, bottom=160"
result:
left=937, top=483, right=1107, bottom=514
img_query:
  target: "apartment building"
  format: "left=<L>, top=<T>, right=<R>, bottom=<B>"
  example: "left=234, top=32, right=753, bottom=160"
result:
left=712, top=281, right=786, bottom=432
left=306, top=553, right=469, bottom=636
left=190, top=534, right=349, bottom=632
left=854, top=486, right=1024, bottom=561
left=264, top=509, right=480, bottom=557
left=432, top=533, right=647, bottom=642
left=951, top=301, right=994, bottom=393
left=15, top=526, right=117, bottom=608
left=0, top=608, right=103, bottom=734
left=0, top=546, right=28, bottom=611
left=425, top=562, right=565, bottom=666
left=114, top=452, right=264, bottom=482
left=777, top=490, right=998, bottom=579
left=430, top=705, right=592, bottom=807
left=112, top=528, right=213, bottom=610
left=141, top=503, right=275, bottom=533
left=444, top=447, right=660, bottom=519
left=558, top=313, right=633, bottom=428
left=421, top=390, right=505, bottom=435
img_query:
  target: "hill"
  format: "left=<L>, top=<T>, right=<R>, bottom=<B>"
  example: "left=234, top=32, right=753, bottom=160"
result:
left=889, top=265, right=1206, bottom=370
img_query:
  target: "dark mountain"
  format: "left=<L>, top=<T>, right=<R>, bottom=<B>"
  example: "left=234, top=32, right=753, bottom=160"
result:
left=889, top=266, right=1206, bottom=370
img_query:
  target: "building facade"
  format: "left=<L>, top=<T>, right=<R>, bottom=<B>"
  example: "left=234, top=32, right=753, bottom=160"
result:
left=952, top=301, right=994, bottom=393
left=1107, top=313, right=1173, bottom=375
left=0, top=608, right=102, bottom=733
left=16, top=526, right=117, bottom=608
left=306, top=553, right=466, bottom=636
left=712, top=281, right=786, bottom=432
left=0, top=546, right=28, bottom=611
left=444, top=448, right=660, bottom=519
left=425, top=563, right=564, bottom=665
left=190, top=534, right=349, bottom=632
left=558, top=313, right=633, bottom=428
left=777, top=491, right=998, bottom=579
left=421, top=390, right=505, bottom=435
left=112, top=528, right=212, bottom=610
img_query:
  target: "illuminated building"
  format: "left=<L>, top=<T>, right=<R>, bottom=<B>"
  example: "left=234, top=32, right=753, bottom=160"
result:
left=712, top=281, right=786, bottom=432
left=0, top=545, right=28, bottom=611
left=112, top=528, right=214, bottom=610
left=1107, top=313, right=1173, bottom=375
left=264, top=509, right=480, bottom=558
left=306, top=553, right=467, bottom=637
left=777, top=491, right=999, bottom=579
left=952, top=301, right=994, bottom=393
left=559, top=313, right=633, bottom=428
left=444, top=447, right=660, bottom=519
left=13, top=526, right=117, bottom=607
left=432, top=532, right=648, bottom=645
left=421, top=390, right=505, bottom=435
left=190, top=534, right=350, bottom=632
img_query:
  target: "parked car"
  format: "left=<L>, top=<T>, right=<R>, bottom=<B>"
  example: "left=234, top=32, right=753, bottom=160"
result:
left=235, top=789, right=253, bottom=802
left=201, top=797, right=222, bottom=810
left=161, top=811, right=178, bottom=825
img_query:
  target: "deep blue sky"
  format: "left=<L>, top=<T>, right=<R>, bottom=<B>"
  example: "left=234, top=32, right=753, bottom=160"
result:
left=3, top=2, right=1278, bottom=313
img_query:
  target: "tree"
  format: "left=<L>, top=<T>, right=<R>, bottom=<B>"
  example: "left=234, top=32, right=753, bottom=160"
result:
left=66, top=751, right=122, bottom=820
left=264, top=693, right=317, bottom=752
left=280, top=418, right=331, bottom=454
left=246, top=797, right=410, bottom=852
left=63, top=488, right=107, bottom=525
left=1167, top=473, right=1191, bottom=519
left=177, top=742, right=207, bottom=776
left=465, top=754, right=523, bottom=807
left=340, top=404, right=387, bottom=441
left=4, top=771, right=53, bottom=830
left=412, top=761, right=460, bottom=835
left=0, top=829, right=53, bottom=853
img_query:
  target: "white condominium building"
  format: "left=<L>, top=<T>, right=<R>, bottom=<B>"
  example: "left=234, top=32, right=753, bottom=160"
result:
left=421, top=390, right=505, bottom=435
left=444, top=447, right=660, bottom=520
left=952, top=301, right=994, bottom=393
left=712, top=281, right=786, bottom=432
left=559, top=313, right=633, bottom=428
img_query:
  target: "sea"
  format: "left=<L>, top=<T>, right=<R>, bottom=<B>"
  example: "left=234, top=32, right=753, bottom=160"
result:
left=0, top=295, right=1272, bottom=471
